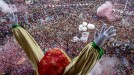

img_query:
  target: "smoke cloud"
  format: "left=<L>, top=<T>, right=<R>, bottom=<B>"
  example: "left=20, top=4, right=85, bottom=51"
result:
left=88, top=56, right=120, bottom=75
left=0, top=0, right=12, bottom=13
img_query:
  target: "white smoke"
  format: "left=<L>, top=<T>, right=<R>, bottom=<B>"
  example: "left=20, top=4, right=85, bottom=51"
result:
left=88, top=56, right=120, bottom=75
left=0, top=0, right=12, bottom=13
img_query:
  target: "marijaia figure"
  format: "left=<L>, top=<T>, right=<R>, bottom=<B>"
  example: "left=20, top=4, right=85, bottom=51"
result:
left=9, top=13, right=116, bottom=75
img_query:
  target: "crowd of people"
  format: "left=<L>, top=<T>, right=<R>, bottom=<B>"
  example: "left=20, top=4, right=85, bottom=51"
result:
left=0, top=0, right=134, bottom=75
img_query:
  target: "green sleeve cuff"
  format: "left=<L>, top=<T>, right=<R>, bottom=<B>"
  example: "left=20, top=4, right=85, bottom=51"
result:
left=92, top=42, right=104, bottom=59
left=12, top=25, right=21, bottom=29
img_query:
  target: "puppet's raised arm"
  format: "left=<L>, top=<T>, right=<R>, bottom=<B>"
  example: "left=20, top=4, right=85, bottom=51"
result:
left=9, top=13, right=44, bottom=75
left=64, top=24, right=116, bottom=75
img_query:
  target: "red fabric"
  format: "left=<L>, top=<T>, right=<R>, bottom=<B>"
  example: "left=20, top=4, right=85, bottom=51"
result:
left=38, top=48, right=70, bottom=75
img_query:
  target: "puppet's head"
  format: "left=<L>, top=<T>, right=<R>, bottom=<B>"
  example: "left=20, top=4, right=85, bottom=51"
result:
left=38, top=48, right=71, bottom=75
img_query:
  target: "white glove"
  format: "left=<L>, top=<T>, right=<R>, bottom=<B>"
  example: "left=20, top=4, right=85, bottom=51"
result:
left=8, top=13, right=18, bottom=25
left=94, top=24, right=116, bottom=47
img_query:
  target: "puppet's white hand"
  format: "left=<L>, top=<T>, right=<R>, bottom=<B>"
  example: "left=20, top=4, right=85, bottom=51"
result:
left=94, top=24, right=116, bottom=47
left=8, top=13, right=18, bottom=25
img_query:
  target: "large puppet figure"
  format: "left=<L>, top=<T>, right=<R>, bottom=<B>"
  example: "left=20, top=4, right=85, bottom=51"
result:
left=9, top=13, right=116, bottom=75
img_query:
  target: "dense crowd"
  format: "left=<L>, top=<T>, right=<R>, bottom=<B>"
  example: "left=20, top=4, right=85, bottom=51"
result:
left=0, top=0, right=134, bottom=75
